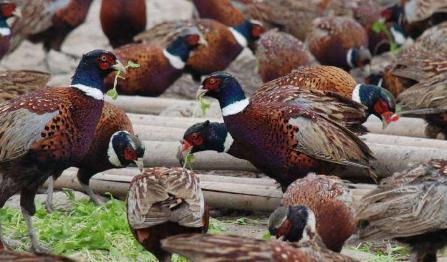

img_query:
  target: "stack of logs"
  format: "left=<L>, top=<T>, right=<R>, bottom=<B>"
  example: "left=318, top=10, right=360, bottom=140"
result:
left=49, top=96, right=447, bottom=211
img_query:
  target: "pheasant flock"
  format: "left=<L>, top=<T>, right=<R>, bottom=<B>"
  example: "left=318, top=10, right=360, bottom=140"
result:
left=0, top=0, right=446, bottom=261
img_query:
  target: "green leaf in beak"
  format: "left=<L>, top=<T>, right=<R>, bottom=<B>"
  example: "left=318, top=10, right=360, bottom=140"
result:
left=183, top=152, right=196, bottom=170
left=197, top=92, right=211, bottom=115
left=107, top=60, right=141, bottom=100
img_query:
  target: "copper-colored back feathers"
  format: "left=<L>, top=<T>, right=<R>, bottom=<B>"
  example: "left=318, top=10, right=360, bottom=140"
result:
left=0, top=70, right=50, bottom=103
left=259, top=66, right=357, bottom=99
left=256, top=29, right=318, bottom=83
left=282, top=174, right=356, bottom=252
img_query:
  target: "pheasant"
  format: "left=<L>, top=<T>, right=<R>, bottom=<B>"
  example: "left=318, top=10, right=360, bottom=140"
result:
left=0, top=49, right=124, bottom=252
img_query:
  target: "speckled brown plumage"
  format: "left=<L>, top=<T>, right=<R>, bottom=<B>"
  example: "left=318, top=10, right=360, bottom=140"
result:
left=191, top=0, right=245, bottom=26
left=356, top=159, right=447, bottom=262
left=230, top=0, right=357, bottom=40
left=0, top=250, right=74, bottom=261
left=0, top=70, right=50, bottom=103
left=161, top=233, right=358, bottom=262
left=127, top=167, right=208, bottom=262
left=200, top=72, right=375, bottom=190
left=383, top=21, right=447, bottom=96
left=135, top=18, right=262, bottom=81
left=306, top=16, right=370, bottom=70
left=100, top=0, right=146, bottom=48
left=256, top=29, right=319, bottom=83
left=11, top=0, right=93, bottom=52
left=259, top=66, right=358, bottom=99
left=281, top=174, right=356, bottom=252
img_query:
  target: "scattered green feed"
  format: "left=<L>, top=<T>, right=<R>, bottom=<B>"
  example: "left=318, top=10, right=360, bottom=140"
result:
left=0, top=191, right=225, bottom=262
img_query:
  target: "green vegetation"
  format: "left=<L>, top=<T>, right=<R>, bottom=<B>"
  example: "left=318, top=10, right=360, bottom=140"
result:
left=351, top=242, right=409, bottom=262
left=0, top=191, right=225, bottom=261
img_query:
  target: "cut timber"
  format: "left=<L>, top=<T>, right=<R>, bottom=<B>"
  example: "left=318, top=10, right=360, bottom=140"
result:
left=134, top=125, right=185, bottom=141
left=107, top=95, right=220, bottom=116
left=49, top=168, right=376, bottom=212
left=142, top=141, right=257, bottom=171
left=140, top=140, right=447, bottom=181
left=364, top=116, right=428, bottom=138
left=133, top=125, right=447, bottom=149
left=128, top=114, right=221, bottom=128
left=362, top=134, right=447, bottom=149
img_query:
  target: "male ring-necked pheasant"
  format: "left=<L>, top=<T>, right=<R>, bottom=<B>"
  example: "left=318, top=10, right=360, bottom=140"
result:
left=104, top=25, right=207, bottom=96
left=134, top=18, right=264, bottom=82
left=0, top=49, right=124, bottom=252
left=127, top=167, right=209, bottom=262
left=192, top=72, right=375, bottom=190
left=45, top=102, right=145, bottom=210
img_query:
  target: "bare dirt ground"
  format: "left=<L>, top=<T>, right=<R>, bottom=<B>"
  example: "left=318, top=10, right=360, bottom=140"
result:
left=2, top=0, right=447, bottom=261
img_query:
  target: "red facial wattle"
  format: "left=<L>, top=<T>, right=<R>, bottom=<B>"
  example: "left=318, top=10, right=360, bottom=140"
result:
left=124, top=148, right=137, bottom=161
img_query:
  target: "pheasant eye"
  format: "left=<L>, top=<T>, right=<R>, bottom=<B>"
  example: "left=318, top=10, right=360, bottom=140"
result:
left=100, top=55, right=108, bottom=62
left=204, top=77, right=221, bottom=90
left=191, top=133, right=203, bottom=145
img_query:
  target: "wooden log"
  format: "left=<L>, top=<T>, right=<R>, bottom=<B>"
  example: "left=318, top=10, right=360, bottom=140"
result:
left=107, top=96, right=220, bottom=116
left=364, top=116, right=428, bottom=138
left=133, top=125, right=447, bottom=150
left=49, top=169, right=375, bottom=212
left=142, top=140, right=257, bottom=171
left=128, top=114, right=221, bottom=128
left=134, top=125, right=185, bottom=141
left=140, top=140, right=447, bottom=181
left=362, top=133, right=447, bottom=149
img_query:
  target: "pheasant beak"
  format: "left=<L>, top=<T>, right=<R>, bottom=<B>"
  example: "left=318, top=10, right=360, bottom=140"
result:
left=196, top=87, right=208, bottom=99
left=198, top=37, right=208, bottom=47
left=177, top=140, right=193, bottom=166
left=133, top=157, right=144, bottom=172
left=12, top=8, right=21, bottom=18
left=381, top=112, right=400, bottom=129
left=112, top=60, right=127, bottom=73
